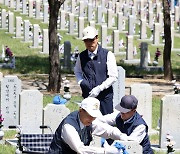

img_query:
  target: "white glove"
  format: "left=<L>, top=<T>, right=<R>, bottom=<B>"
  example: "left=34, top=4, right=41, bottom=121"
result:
left=104, top=141, right=120, bottom=154
left=119, top=133, right=128, bottom=141
left=89, top=86, right=101, bottom=97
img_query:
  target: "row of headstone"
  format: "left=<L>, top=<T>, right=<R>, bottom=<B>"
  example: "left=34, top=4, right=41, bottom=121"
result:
left=0, top=74, right=70, bottom=134
left=1, top=0, right=180, bottom=57
left=0, top=8, right=49, bottom=54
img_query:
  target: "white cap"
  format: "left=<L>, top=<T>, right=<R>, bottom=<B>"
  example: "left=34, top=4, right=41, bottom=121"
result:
left=82, top=26, right=98, bottom=40
left=80, top=97, right=102, bottom=118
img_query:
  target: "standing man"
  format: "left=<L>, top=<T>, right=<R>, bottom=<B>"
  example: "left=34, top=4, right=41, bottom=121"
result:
left=74, top=26, right=118, bottom=115
left=96, top=95, right=154, bottom=154
left=48, top=97, right=127, bottom=154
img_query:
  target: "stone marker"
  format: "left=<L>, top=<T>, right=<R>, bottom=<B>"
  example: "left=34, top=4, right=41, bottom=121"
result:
left=63, top=41, right=71, bottom=71
left=113, top=66, right=125, bottom=108
left=43, top=104, right=70, bottom=133
left=0, top=75, right=21, bottom=128
left=140, top=42, right=148, bottom=68
left=20, top=90, right=43, bottom=134
left=159, top=95, right=180, bottom=149
left=8, top=12, right=14, bottom=34
left=42, top=29, right=49, bottom=54
left=131, top=83, right=152, bottom=130
left=126, top=35, right=134, bottom=60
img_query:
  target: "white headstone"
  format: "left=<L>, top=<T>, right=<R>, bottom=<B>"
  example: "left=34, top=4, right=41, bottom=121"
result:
left=68, top=13, right=74, bottom=35
left=28, top=0, right=34, bottom=17
left=113, top=66, right=125, bottom=108
left=1, top=9, right=7, bottom=29
left=131, top=84, right=152, bottom=130
left=87, top=3, right=93, bottom=22
left=101, top=25, right=107, bottom=49
left=42, top=29, right=49, bottom=54
left=159, top=95, right=180, bottom=149
left=78, top=17, right=84, bottom=39
left=113, top=30, right=119, bottom=53
left=20, top=90, right=43, bottom=134
left=15, top=16, right=22, bottom=38
left=32, top=24, right=40, bottom=48
left=22, top=0, right=27, bottom=14
left=43, top=104, right=70, bottom=133
left=107, top=9, right=113, bottom=28
left=24, top=20, right=30, bottom=42
left=126, top=35, right=134, bottom=60
left=79, top=1, right=84, bottom=17
left=8, top=12, right=14, bottom=34
left=0, top=72, right=3, bottom=80
left=153, top=23, right=160, bottom=45
left=35, top=0, right=41, bottom=19
left=0, top=75, right=21, bottom=128
left=16, top=0, right=20, bottom=11
left=43, top=3, right=49, bottom=23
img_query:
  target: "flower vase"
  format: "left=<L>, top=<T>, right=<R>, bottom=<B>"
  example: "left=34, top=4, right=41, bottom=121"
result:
left=0, top=129, right=4, bottom=140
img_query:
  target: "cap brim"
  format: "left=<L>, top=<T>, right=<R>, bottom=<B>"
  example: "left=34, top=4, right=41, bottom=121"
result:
left=86, top=109, right=102, bottom=118
left=82, top=35, right=96, bottom=41
left=115, top=104, right=131, bottom=113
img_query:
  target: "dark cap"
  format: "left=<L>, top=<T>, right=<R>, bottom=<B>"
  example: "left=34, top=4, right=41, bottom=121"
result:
left=115, top=95, right=138, bottom=113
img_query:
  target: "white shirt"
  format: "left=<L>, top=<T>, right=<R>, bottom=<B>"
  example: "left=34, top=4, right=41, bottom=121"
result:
left=96, top=110, right=147, bottom=144
left=74, top=45, right=118, bottom=91
left=61, top=115, right=124, bottom=154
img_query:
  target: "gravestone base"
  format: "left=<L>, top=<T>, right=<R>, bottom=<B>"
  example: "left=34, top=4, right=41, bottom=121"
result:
left=0, top=28, right=8, bottom=30
left=21, top=40, right=32, bottom=43
left=172, top=48, right=180, bottom=52
left=137, top=38, right=152, bottom=42
left=137, top=66, right=164, bottom=72
left=59, top=28, right=68, bottom=31
left=105, top=46, right=113, bottom=51
left=122, top=59, right=140, bottom=64
left=66, top=32, right=78, bottom=36
left=151, top=43, right=164, bottom=47
left=20, top=13, right=28, bottom=15
left=114, top=52, right=126, bottom=56
left=152, top=145, right=180, bottom=153
left=29, top=46, right=42, bottom=49
left=148, top=129, right=159, bottom=135
left=12, top=36, right=23, bottom=39
left=119, top=30, right=128, bottom=34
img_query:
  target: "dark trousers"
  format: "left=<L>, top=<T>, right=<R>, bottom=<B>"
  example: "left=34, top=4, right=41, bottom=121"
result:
left=98, top=93, right=113, bottom=115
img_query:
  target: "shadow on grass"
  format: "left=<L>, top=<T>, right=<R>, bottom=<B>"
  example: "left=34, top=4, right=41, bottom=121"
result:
left=0, top=56, right=50, bottom=74
left=118, top=62, right=180, bottom=78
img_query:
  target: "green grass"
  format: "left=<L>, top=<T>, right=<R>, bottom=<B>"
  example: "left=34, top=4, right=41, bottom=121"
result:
left=0, top=144, right=16, bottom=154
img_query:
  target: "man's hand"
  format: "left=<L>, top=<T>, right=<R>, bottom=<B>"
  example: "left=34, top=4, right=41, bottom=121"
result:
left=89, top=86, right=101, bottom=97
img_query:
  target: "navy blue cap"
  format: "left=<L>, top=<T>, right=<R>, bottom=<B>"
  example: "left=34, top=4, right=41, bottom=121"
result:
left=115, top=95, right=138, bottom=113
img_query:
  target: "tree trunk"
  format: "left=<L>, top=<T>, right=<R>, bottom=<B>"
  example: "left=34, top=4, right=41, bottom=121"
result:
left=48, top=0, right=65, bottom=92
left=162, top=0, right=173, bottom=80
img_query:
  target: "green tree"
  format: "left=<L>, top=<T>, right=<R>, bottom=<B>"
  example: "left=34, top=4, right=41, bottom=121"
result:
left=162, top=0, right=173, bottom=80
left=48, top=0, right=65, bottom=92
